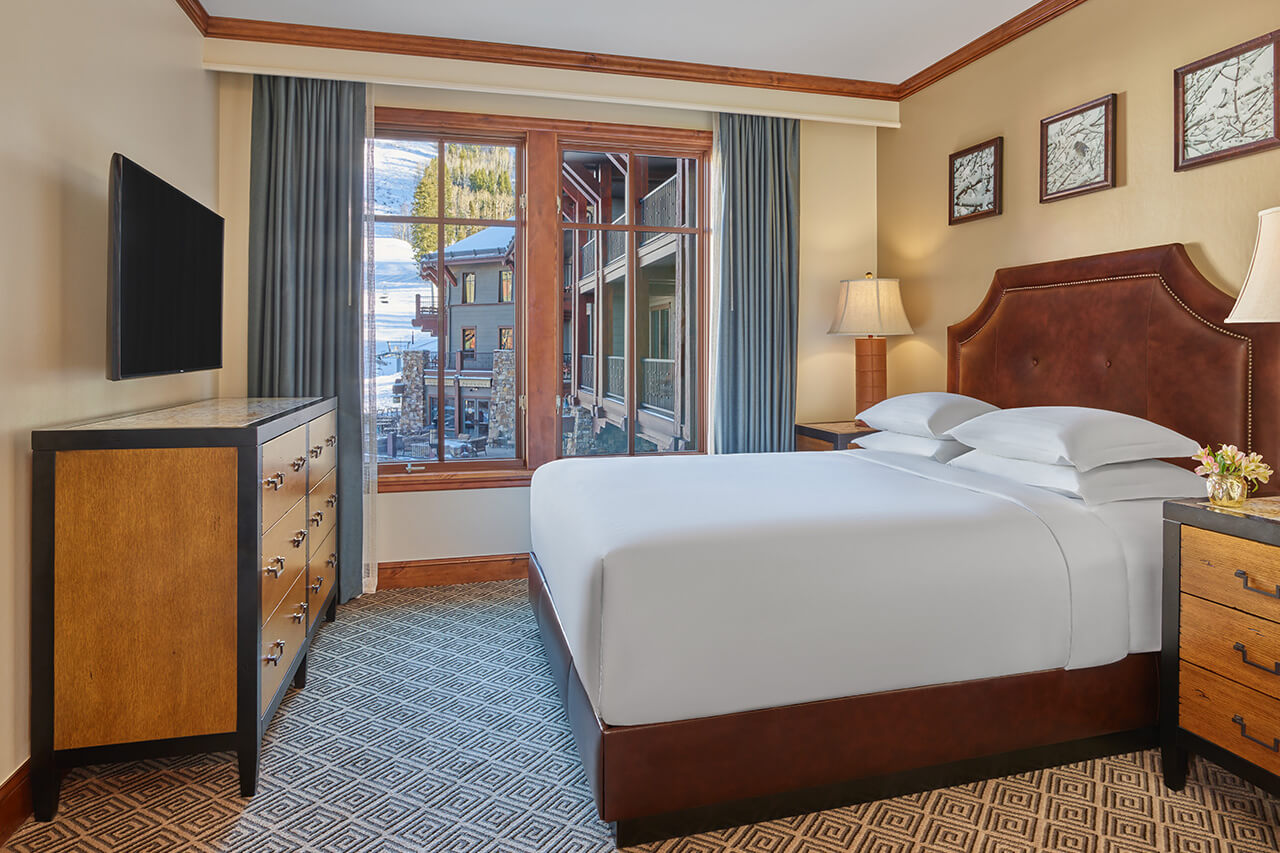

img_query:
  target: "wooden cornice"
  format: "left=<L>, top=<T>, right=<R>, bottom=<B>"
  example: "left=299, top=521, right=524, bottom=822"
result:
left=897, top=0, right=1091, bottom=98
left=178, top=0, right=1092, bottom=102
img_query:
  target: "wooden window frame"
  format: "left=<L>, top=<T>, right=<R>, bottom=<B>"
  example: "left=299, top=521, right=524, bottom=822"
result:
left=461, top=271, right=476, bottom=304
left=499, top=326, right=514, bottom=351
left=374, top=108, right=711, bottom=493
left=461, top=326, right=477, bottom=353
left=499, top=269, right=514, bottom=303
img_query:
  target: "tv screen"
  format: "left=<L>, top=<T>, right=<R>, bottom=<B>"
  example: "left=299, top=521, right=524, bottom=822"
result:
left=109, top=153, right=224, bottom=380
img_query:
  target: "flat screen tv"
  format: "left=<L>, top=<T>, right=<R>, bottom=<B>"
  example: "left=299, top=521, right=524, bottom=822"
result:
left=109, top=153, right=224, bottom=380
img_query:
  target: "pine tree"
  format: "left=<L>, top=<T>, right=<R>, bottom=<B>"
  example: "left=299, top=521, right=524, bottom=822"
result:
left=409, top=146, right=517, bottom=266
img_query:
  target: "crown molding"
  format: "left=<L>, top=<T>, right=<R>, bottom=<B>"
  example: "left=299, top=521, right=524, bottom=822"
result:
left=178, top=0, right=1092, bottom=102
left=897, top=0, right=1091, bottom=98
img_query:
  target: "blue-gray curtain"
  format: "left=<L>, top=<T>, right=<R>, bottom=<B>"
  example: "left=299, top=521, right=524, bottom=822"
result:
left=713, top=114, right=801, bottom=454
left=249, top=75, right=365, bottom=602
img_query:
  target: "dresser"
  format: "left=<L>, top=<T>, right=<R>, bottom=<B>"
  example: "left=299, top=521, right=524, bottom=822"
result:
left=1162, top=497, right=1280, bottom=797
left=29, top=397, right=340, bottom=820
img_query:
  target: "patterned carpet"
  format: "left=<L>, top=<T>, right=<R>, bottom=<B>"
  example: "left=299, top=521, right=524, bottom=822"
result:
left=6, top=580, right=1280, bottom=852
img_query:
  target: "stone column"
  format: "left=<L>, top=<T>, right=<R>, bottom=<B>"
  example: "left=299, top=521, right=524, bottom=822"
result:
left=400, top=350, right=426, bottom=434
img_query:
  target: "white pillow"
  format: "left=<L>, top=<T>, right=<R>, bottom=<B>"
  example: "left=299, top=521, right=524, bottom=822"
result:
left=854, top=430, right=972, bottom=463
left=857, top=392, right=998, bottom=439
left=949, top=449, right=1207, bottom=505
left=946, top=406, right=1200, bottom=471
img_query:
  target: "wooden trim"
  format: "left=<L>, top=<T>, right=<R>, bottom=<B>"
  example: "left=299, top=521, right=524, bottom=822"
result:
left=204, top=17, right=898, bottom=101
left=184, top=0, right=1093, bottom=102
left=378, top=467, right=534, bottom=493
left=0, top=761, right=31, bottom=847
left=378, top=553, right=530, bottom=588
left=377, top=108, right=712, bottom=155
left=897, top=0, right=1092, bottom=98
left=174, top=0, right=209, bottom=34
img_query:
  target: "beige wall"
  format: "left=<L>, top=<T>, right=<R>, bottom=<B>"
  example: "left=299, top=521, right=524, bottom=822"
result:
left=877, top=0, right=1280, bottom=396
left=0, top=1, right=219, bottom=784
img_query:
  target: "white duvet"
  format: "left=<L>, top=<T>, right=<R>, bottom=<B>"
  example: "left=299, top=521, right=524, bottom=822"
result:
left=529, top=449, right=1151, bottom=727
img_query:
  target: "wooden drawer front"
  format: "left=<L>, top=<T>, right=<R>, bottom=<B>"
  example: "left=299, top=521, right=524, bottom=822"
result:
left=261, top=573, right=308, bottom=716
left=260, top=497, right=309, bottom=621
left=261, top=424, right=309, bottom=531
left=1181, top=526, right=1280, bottom=622
left=1181, top=662, right=1280, bottom=777
left=308, top=411, right=338, bottom=483
left=307, top=467, right=338, bottom=549
left=796, top=434, right=833, bottom=452
left=1182, top=594, right=1280, bottom=700
left=307, top=528, right=337, bottom=630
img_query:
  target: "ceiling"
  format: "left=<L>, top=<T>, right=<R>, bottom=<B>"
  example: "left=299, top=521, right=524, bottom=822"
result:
left=198, top=0, right=1048, bottom=84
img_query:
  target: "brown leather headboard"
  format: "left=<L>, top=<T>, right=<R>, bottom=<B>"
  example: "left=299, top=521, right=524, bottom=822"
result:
left=948, top=244, right=1280, bottom=483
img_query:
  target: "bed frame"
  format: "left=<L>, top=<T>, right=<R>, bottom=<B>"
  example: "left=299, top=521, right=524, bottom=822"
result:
left=530, top=243, right=1280, bottom=846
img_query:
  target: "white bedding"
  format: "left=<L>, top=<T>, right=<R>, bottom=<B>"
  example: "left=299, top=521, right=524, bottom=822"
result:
left=529, top=449, right=1159, bottom=727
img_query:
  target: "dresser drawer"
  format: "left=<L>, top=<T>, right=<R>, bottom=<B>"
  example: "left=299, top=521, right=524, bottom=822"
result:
left=307, top=529, right=337, bottom=630
left=306, top=468, right=337, bottom=547
left=261, top=424, right=309, bottom=531
left=1182, top=594, right=1280, bottom=701
left=1181, top=661, right=1280, bottom=777
left=260, top=497, right=309, bottom=622
left=1181, top=526, right=1280, bottom=622
left=307, top=411, right=338, bottom=483
left=260, top=573, right=308, bottom=716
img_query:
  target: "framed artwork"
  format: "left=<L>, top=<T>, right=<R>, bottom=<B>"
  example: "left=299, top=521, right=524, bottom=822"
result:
left=1040, top=94, right=1117, bottom=203
left=1175, top=30, right=1279, bottom=171
left=949, top=136, right=1003, bottom=225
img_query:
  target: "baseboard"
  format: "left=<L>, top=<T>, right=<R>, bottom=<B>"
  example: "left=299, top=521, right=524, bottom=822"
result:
left=0, top=760, right=31, bottom=847
left=377, top=553, right=529, bottom=589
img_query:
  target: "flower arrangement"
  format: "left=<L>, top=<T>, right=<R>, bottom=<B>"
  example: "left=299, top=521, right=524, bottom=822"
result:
left=1193, top=444, right=1272, bottom=507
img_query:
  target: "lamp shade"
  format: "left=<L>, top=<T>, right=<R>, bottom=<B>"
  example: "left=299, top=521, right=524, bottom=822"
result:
left=1226, top=206, right=1280, bottom=324
left=828, top=274, right=913, bottom=336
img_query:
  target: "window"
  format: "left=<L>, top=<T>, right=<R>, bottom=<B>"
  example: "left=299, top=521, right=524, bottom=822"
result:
left=561, top=148, right=704, bottom=456
left=372, top=132, right=521, bottom=470
left=372, top=111, right=708, bottom=487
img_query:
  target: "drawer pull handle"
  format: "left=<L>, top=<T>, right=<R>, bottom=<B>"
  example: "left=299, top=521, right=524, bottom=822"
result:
left=263, top=556, right=285, bottom=578
left=310, top=511, right=324, bottom=527
left=291, top=530, right=307, bottom=548
left=310, top=445, right=324, bottom=459
left=1234, top=570, right=1280, bottom=599
left=326, top=435, right=337, bottom=447
left=326, top=493, right=338, bottom=508
left=263, top=639, right=286, bottom=666
left=291, top=456, right=306, bottom=472
left=326, top=554, right=338, bottom=569
left=290, top=603, right=308, bottom=623
left=1232, top=714, right=1280, bottom=752
left=310, top=579, right=323, bottom=594
left=262, top=473, right=285, bottom=490
left=1232, top=642, right=1280, bottom=675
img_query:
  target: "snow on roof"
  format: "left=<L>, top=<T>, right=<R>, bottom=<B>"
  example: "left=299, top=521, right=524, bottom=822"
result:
left=444, top=225, right=515, bottom=257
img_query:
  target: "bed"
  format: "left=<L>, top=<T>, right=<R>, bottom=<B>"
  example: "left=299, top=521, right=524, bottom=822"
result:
left=527, top=244, right=1280, bottom=845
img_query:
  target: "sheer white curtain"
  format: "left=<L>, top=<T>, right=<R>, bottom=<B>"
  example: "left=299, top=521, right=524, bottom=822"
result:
left=360, top=84, right=379, bottom=595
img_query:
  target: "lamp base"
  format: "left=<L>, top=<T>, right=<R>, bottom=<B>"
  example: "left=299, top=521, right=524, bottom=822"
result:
left=855, top=336, right=887, bottom=415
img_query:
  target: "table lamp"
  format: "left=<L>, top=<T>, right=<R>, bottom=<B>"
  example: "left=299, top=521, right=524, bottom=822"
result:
left=1226, top=206, right=1280, bottom=324
left=829, top=272, right=913, bottom=414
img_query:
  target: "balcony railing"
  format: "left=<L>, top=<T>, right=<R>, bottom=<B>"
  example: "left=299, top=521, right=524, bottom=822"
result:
left=453, top=351, right=494, bottom=371
left=412, top=293, right=439, bottom=334
left=580, top=354, right=595, bottom=391
left=639, top=174, right=680, bottom=232
left=640, top=358, right=675, bottom=413
left=606, top=355, right=625, bottom=400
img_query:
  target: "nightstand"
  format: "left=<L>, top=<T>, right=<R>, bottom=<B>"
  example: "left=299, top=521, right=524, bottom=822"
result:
left=794, top=421, right=877, bottom=452
left=1162, top=497, right=1280, bottom=798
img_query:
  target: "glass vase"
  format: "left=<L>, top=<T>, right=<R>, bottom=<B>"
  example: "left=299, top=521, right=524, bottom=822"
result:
left=1207, top=473, right=1247, bottom=508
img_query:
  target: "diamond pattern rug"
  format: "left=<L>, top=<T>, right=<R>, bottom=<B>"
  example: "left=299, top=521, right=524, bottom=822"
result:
left=6, top=580, right=1280, bottom=852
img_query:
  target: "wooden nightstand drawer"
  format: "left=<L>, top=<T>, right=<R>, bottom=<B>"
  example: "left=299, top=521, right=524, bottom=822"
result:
left=1182, top=594, right=1280, bottom=700
left=308, top=410, right=338, bottom=482
left=261, top=573, right=309, bottom=716
left=261, top=424, right=309, bottom=532
left=1181, top=662, right=1280, bottom=777
left=1181, top=526, right=1280, bottom=622
left=261, top=497, right=309, bottom=622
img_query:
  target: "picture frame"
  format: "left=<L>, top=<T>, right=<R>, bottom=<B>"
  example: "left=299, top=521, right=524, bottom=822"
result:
left=1040, top=94, right=1117, bottom=203
left=1175, top=29, right=1280, bottom=172
left=949, top=136, right=1003, bottom=225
